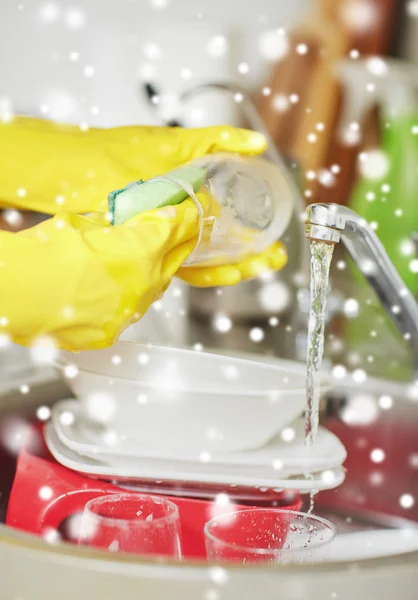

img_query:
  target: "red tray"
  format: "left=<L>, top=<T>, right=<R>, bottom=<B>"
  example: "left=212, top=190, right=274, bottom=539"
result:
left=7, top=433, right=302, bottom=560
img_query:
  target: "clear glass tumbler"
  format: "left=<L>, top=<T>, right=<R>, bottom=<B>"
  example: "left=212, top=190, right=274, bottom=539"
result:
left=126, top=152, right=295, bottom=268
left=204, top=509, right=335, bottom=565
left=77, top=493, right=182, bottom=559
left=179, top=153, right=295, bottom=267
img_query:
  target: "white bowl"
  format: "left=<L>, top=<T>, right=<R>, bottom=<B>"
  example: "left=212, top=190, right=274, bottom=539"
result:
left=55, top=342, right=330, bottom=454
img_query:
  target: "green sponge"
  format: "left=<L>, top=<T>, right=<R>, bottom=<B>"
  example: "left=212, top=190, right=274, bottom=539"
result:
left=108, top=165, right=206, bottom=226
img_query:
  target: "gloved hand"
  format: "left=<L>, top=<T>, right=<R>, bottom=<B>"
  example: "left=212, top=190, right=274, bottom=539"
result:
left=0, top=117, right=287, bottom=352
left=2, top=200, right=287, bottom=352
left=177, top=242, right=287, bottom=287
left=0, top=117, right=267, bottom=214
left=1, top=196, right=205, bottom=351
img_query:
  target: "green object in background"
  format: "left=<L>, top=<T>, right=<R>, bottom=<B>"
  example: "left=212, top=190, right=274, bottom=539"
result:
left=349, top=114, right=418, bottom=294
left=344, top=114, right=418, bottom=382
left=108, top=165, right=206, bottom=226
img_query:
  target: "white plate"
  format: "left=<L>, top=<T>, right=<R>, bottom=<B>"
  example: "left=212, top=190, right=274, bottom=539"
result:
left=52, top=399, right=346, bottom=476
left=45, top=422, right=346, bottom=493
left=54, top=341, right=330, bottom=454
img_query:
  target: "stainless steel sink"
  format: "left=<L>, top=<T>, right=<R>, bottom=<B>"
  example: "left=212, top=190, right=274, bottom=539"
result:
left=1, top=360, right=418, bottom=599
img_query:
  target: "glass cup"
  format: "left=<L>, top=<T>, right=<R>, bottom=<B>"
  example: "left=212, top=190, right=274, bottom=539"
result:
left=77, top=493, right=182, bottom=559
left=204, top=509, right=335, bottom=565
left=147, top=152, right=296, bottom=267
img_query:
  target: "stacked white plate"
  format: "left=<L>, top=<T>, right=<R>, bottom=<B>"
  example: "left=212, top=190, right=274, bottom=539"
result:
left=47, top=342, right=347, bottom=495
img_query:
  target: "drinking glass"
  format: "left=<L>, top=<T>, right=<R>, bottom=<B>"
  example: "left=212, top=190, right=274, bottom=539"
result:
left=204, top=509, right=335, bottom=564
left=77, top=493, right=182, bottom=558
left=125, top=152, right=295, bottom=268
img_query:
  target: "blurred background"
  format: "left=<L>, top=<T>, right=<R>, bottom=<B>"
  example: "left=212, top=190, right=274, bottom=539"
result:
left=0, top=0, right=417, bottom=383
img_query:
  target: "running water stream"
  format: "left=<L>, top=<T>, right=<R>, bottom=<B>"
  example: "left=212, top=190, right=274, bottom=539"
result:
left=305, top=240, right=335, bottom=512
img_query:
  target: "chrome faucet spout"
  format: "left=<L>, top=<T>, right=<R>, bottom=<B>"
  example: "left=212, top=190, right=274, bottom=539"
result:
left=305, top=203, right=418, bottom=374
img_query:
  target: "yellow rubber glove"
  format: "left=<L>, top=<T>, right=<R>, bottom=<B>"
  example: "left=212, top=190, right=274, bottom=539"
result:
left=0, top=117, right=266, bottom=214
left=0, top=197, right=206, bottom=352
left=0, top=118, right=287, bottom=351
left=178, top=242, right=288, bottom=287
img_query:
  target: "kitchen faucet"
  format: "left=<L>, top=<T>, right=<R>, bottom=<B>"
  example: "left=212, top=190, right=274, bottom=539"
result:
left=305, top=203, right=418, bottom=375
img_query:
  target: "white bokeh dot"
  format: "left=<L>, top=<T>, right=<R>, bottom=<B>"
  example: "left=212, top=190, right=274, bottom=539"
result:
left=352, top=369, right=367, bottom=383
left=143, top=42, right=162, bottom=60
left=343, top=298, right=359, bottom=318
left=207, top=36, right=228, bottom=58
left=150, top=0, right=170, bottom=9
left=60, top=411, right=75, bottom=426
left=341, top=1, right=378, bottom=32
left=36, top=406, right=51, bottom=421
left=342, top=394, right=378, bottom=425
left=409, top=454, right=418, bottom=469
left=39, top=486, right=53, bottom=500
left=409, top=259, right=418, bottom=274
left=258, top=281, right=290, bottom=312
left=138, top=352, right=150, bottom=365
left=407, top=1, right=418, bottom=17
left=332, top=365, right=347, bottom=380
left=366, top=56, right=388, bottom=77
left=39, top=3, right=60, bottom=23
left=64, top=364, right=78, bottom=379
left=296, top=43, right=308, bottom=55
left=64, top=8, right=86, bottom=30
left=200, top=451, right=212, bottom=463
left=272, top=94, right=289, bottom=113
left=370, top=448, right=385, bottom=463
left=249, top=327, right=264, bottom=343
left=281, top=427, right=295, bottom=442
left=213, top=313, right=232, bottom=333
left=83, top=65, right=95, bottom=77
left=400, top=494, right=415, bottom=509
left=209, top=566, right=229, bottom=585
left=358, top=150, right=390, bottom=180
left=379, top=395, right=393, bottom=410
left=258, top=29, right=289, bottom=61
left=84, top=391, right=116, bottom=425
